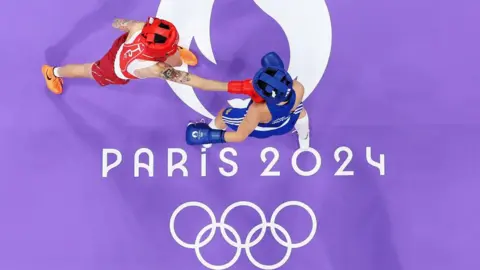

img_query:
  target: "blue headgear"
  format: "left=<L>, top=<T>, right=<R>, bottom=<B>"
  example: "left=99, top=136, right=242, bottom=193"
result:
left=252, top=52, right=295, bottom=104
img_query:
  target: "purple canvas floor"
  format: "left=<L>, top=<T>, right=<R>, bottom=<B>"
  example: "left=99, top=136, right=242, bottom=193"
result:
left=1, top=0, right=480, bottom=269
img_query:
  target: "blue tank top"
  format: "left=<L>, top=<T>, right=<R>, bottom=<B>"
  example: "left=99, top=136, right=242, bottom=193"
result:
left=248, top=91, right=299, bottom=128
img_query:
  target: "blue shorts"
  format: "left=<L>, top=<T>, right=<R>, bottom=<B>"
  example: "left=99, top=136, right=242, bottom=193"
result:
left=221, top=104, right=303, bottom=139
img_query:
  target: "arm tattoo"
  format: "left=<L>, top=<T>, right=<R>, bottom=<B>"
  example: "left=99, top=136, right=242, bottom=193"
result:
left=160, top=66, right=192, bottom=83
left=112, top=19, right=136, bottom=31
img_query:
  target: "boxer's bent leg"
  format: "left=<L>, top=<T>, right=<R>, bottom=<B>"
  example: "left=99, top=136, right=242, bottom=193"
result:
left=203, top=108, right=228, bottom=148
left=221, top=107, right=248, bottom=131
left=178, top=47, right=198, bottom=66
left=295, top=108, right=309, bottom=138
left=44, top=33, right=129, bottom=93
left=54, top=63, right=94, bottom=79
left=164, top=51, right=182, bottom=67
left=213, top=109, right=228, bottom=130
left=295, top=108, right=310, bottom=149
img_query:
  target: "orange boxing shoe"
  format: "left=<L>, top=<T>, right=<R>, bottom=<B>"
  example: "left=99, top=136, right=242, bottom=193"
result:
left=178, top=46, right=198, bottom=66
left=42, top=65, right=64, bottom=94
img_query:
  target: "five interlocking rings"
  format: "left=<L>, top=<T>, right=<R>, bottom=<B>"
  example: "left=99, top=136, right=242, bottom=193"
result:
left=170, top=201, right=317, bottom=270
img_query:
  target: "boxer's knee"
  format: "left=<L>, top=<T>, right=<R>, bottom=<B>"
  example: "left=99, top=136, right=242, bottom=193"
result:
left=85, top=63, right=94, bottom=79
left=295, top=108, right=309, bottom=137
left=165, top=51, right=182, bottom=67
left=299, top=108, right=307, bottom=119
left=215, top=108, right=227, bottom=130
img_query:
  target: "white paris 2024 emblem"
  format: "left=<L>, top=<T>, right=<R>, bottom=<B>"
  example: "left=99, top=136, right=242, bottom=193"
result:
left=156, top=0, right=332, bottom=119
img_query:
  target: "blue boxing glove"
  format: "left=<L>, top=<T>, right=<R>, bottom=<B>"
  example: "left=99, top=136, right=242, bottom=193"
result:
left=261, top=52, right=284, bottom=69
left=186, top=122, right=226, bottom=145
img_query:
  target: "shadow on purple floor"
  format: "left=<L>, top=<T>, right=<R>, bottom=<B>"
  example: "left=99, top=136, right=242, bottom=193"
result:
left=320, top=144, right=402, bottom=270
left=45, top=93, right=178, bottom=233
left=44, top=0, right=137, bottom=65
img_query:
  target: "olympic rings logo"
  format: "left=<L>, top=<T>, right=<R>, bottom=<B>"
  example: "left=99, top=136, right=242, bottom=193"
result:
left=169, top=201, right=318, bottom=269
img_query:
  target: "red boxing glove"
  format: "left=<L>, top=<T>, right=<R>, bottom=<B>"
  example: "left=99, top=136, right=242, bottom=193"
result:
left=227, top=80, right=264, bottom=103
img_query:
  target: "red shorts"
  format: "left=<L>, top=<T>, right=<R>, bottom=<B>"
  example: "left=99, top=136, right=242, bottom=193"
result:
left=91, top=33, right=130, bottom=86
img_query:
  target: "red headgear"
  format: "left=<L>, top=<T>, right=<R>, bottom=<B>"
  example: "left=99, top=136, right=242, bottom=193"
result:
left=140, top=17, right=179, bottom=61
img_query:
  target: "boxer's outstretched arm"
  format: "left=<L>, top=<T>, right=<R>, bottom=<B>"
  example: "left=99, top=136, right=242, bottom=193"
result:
left=224, top=104, right=261, bottom=143
left=112, top=19, right=143, bottom=32
left=157, top=64, right=228, bottom=91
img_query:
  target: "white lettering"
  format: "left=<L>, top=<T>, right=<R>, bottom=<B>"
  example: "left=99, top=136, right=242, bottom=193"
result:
left=219, top=147, right=238, bottom=177
left=291, top=148, right=321, bottom=176
left=366, top=147, right=385, bottom=175
left=168, top=148, right=188, bottom=177
left=334, top=146, right=354, bottom=176
left=134, top=148, right=154, bottom=177
left=102, top=148, right=122, bottom=178
left=201, top=148, right=207, bottom=177
left=260, top=147, right=280, bottom=176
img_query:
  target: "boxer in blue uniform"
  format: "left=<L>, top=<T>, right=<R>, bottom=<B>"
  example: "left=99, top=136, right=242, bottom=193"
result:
left=185, top=52, right=310, bottom=149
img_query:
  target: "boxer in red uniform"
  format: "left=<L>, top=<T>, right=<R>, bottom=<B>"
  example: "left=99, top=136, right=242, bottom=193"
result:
left=42, top=17, right=199, bottom=94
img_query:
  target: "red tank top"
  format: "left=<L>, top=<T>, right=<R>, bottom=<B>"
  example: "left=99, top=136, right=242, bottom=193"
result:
left=117, top=33, right=167, bottom=79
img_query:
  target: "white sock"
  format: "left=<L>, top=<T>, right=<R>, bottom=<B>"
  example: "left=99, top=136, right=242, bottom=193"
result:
left=53, top=67, right=62, bottom=77
left=295, top=113, right=310, bottom=139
